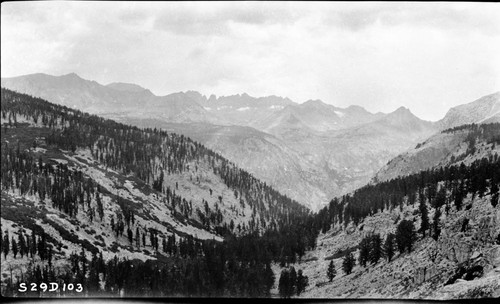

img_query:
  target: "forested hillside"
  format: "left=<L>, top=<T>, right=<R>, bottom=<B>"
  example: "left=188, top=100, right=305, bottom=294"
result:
left=0, top=88, right=319, bottom=297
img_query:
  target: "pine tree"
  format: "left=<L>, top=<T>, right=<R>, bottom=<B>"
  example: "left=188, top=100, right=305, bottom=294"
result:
left=383, top=233, right=395, bottom=262
left=127, top=228, right=133, bottom=244
left=3, top=231, right=10, bottom=258
left=162, top=238, right=167, bottom=253
left=289, top=266, right=297, bottom=296
left=358, top=237, right=370, bottom=267
left=11, top=237, right=18, bottom=258
left=395, top=220, right=417, bottom=254
left=88, top=252, right=101, bottom=294
left=96, top=193, right=104, bottom=221
left=80, top=248, right=87, bottom=283
left=342, top=252, right=355, bottom=275
left=491, top=183, right=499, bottom=208
left=296, top=269, right=308, bottom=296
left=18, top=232, right=26, bottom=258
left=432, top=206, right=442, bottom=241
left=426, top=183, right=437, bottom=205
left=264, top=263, right=275, bottom=296
left=369, top=234, right=382, bottom=265
left=31, top=230, right=37, bottom=257
left=135, top=227, right=140, bottom=248
left=278, top=269, right=291, bottom=298
left=327, top=260, right=336, bottom=282
left=419, top=198, right=429, bottom=237
left=454, top=180, right=465, bottom=210
left=434, top=187, right=447, bottom=209
left=38, top=234, right=46, bottom=260
left=48, top=246, right=53, bottom=269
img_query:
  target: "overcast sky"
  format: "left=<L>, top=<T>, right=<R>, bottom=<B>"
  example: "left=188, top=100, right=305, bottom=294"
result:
left=2, top=1, right=499, bottom=121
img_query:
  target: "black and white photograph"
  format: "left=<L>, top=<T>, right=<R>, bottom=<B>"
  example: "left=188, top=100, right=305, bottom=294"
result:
left=1, top=1, right=499, bottom=300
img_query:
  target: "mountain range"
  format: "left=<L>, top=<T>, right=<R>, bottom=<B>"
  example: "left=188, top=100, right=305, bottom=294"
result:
left=2, top=73, right=499, bottom=210
left=1, top=79, right=499, bottom=299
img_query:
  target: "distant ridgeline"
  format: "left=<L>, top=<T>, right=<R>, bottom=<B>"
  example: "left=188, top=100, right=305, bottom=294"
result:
left=0, top=88, right=319, bottom=297
left=315, top=122, right=500, bottom=233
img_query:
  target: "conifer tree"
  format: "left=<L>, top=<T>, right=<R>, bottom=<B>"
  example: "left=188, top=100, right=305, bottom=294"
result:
left=135, top=227, right=140, bottom=248
left=419, top=198, right=429, bottom=237
left=162, top=238, right=167, bottom=253
left=264, top=263, right=275, bottom=296
left=31, top=230, right=37, bottom=257
left=369, top=234, right=382, bottom=265
left=296, top=269, right=308, bottom=296
left=396, top=220, right=417, bottom=253
left=88, top=252, right=101, bottom=294
left=383, top=233, right=395, bottom=262
left=454, top=180, right=465, bottom=210
left=3, top=231, right=10, bottom=258
left=278, top=269, right=291, bottom=298
left=96, top=193, right=104, bottom=221
left=432, top=206, right=442, bottom=241
left=358, top=237, right=370, bottom=267
left=289, top=266, right=297, bottom=296
left=18, top=232, right=26, bottom=258
left=327, top=260, right=336, bottom=282
left=491, top=182, right=499, bottom=208
left=38, top=234, right=46, bottom=260
left=80, top=248, right=87, bottom=284
left=434, top=187, right=447, bottom=209
left=342, top=252, right=355, bottom=275
left=48, top=246, right=53, bottom=269
left=127, top=228, right=133, bottom=244
left=11, top=237, right=18, bottom=258
left=426, top=183, right=437, bottom=206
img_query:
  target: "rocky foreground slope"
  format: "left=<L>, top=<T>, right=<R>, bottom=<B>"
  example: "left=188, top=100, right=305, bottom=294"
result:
left=292, top=191, right=499, bottom=299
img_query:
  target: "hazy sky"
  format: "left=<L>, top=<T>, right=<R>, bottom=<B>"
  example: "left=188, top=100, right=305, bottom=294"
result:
left=2, top=1, right=499, bottom=121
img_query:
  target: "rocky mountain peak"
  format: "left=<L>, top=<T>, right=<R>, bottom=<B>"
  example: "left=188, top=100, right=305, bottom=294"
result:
left=392, top=106, right=412, bottom=115
left=301, top=99, right=330, bottom=110
left=62, top=72, right=82, bottom=79
left=106, top=82, right=148, bottom=93
left=208, top=94, right=217, bottom=102
left=383, top=106, right=422, bottom=122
